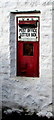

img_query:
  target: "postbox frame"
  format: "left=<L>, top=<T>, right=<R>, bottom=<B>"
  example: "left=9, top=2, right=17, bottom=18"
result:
left=15, top=11, right=40, bottom=77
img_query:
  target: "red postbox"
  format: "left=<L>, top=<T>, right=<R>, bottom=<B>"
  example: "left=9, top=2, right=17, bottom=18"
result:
left=16, top=11, right=40, bottom=77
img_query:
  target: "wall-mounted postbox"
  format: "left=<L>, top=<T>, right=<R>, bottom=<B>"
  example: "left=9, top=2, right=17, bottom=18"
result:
left=16, top=10, right=40, bottom=77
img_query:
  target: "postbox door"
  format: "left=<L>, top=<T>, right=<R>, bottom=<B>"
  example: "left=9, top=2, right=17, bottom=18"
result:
left=17, top=16, right=40, bottom=77
left=17, top=41, right=39, bottom=77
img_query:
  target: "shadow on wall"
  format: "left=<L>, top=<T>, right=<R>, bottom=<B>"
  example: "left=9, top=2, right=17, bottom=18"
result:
left=2, top=111, right=54, bottom=120
left=9, top=13, right=16, bottom=77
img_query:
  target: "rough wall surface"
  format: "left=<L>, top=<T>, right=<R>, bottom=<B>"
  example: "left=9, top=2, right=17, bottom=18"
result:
left=0, top=0, right=53, bottom=118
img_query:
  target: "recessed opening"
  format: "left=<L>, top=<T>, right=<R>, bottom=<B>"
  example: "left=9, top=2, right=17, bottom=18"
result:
left=23, top=43, right=33, bottom=56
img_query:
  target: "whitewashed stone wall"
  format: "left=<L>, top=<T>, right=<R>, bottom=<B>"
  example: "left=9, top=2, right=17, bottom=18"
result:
left=0, top=0, right=53, bottom=118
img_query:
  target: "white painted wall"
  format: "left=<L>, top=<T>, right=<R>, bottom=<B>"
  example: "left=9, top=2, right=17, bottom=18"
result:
left=0, top=0, right=53, bottom=118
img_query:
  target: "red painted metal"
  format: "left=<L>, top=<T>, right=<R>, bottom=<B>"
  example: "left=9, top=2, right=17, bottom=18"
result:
left=16, top=16, right=40, bottom=77
left=17, top=41, right=39, bottom=77
left=18, top=20, right=37, bottom=25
